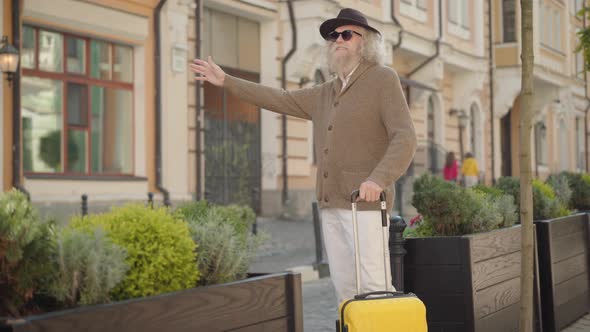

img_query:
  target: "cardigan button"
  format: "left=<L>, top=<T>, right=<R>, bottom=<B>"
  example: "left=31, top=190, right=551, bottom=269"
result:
left=328, top=125, right=333, bottom=131
left=323, top=171, right=328, bottom=178
left=324, top=148, right=329, bottom=155
left=333, top=101, right=339, bottom=107
left=324, top=196, right=329, bottom=203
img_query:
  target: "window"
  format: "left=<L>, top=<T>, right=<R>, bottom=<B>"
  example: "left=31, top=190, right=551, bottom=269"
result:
left=534, top=121, right=548, bottom=166
left=400, top=0, right=428, bottom=21
left=22, top=26, right=36, bottom=69
left=402, top=0, right=427, bottom=9
left=22, top=26, right=134, bottom=175
left=202, top=8, right=260, bottom=73
left=571, top=0, right=584, bottom=16
left=448, top=0, right=470, bottom=38
left=502, top=0, right=516, bottom=42
left=448, top=0, right=469, bottom=27
left=554, top=10, right=561, bottom=50
left=577, top=118, right=586, bottom=169
left=541, top=4, right=563, bottom=51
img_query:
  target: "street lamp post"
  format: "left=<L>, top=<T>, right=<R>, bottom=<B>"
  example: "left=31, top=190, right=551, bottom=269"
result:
left=450, top=108, right=470, bottom=159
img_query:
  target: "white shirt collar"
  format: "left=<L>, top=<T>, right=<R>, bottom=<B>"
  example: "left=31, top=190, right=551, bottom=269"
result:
left=340, top=62, right=361, bottom=91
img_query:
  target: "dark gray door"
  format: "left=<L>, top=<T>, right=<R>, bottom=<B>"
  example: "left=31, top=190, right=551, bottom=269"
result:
left=202, top=68, right=261, bottom=213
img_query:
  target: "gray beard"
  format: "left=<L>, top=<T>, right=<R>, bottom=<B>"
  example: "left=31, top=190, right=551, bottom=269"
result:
left=328, top=51, right=358, bottom=76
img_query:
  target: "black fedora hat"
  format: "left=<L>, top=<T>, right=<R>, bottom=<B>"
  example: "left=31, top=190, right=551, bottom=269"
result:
left=320, top=8, right=380, bottom=40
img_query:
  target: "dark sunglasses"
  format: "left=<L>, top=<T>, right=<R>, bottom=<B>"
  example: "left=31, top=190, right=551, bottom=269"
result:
left=327, top=29, right=363, bottom=42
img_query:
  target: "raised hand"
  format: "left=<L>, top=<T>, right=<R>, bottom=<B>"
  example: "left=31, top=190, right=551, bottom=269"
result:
left=189, top=56, right=226, bottom=87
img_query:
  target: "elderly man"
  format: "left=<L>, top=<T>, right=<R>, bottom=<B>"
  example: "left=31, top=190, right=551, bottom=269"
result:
left=190, top=8, right=416, bottom=305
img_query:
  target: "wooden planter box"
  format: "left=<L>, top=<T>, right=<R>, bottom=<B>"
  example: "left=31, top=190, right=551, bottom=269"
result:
left=535, top=213, right=590, bottom=332
left=1, top=272, right=302, bottom=332
left=404, top=225, right=542, bottom=332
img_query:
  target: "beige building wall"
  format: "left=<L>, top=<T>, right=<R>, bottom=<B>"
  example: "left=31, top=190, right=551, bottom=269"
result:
left=395, top=0, right=437, bottom=41
left=493, top=0, right=590, bottom=180
left=160, top=0, right=191, bottom=201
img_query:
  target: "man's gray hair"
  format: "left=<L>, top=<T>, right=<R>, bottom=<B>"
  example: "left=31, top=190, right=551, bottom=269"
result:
left=359, top=28, right=386, bottom=66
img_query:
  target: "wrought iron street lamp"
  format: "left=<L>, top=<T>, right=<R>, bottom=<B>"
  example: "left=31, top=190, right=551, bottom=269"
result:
left=450, top=108, right=470, bottom=158
left=0, top=35, right=19, bottom=86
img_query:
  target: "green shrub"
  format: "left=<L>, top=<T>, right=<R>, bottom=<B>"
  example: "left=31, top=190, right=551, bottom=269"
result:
left=174, top=200, right=209, bottom=222
left=472, top=184, right=504, bottom=198
left=184, top=206, right=265, bottom=286
left=211, top=204, right=257, bottom=237
left=47, top=227, right=127, bottom=307
left=0, top=189, right=54, bottom=317
left=70, top=204, right=199, bottom=300
left=412, top=174, right=472, bottom=236
left=411, top=174, right=516, bottom=236
left=469, top=188, right=519, bottom=233
left=403, top=218, right=435, bottom=238
left=533, top=179, right=570, bottom=220
left=177, top=201, right=256, bottom=239
left=494, top=194, right=518, bottom=228
left=561, top=171, right=590, bottom=210
left=546, top=173, right=573, bottom=208
left=495, top=177, right=521, bottom=213
left=495, top=177, right=570, bottom=220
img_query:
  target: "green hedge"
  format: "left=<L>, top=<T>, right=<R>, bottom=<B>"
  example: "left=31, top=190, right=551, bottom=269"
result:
left=71, top=205, right=200, bottom=300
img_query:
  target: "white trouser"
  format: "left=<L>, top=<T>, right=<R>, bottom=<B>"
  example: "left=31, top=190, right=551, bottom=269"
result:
left=321, top=208, right=394, bottom=305
left=464, top=175, right=478, bottom=187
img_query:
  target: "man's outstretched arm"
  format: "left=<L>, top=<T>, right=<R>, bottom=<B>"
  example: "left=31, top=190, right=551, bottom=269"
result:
left=190, top=56, right=316, bottom=120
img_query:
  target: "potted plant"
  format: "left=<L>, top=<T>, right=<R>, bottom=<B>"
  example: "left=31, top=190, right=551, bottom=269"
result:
left=403, top=174, right=542, bottom=332
left=533, top=173, right=590, bottom=332
left=0, top=194, right=302, bottom=332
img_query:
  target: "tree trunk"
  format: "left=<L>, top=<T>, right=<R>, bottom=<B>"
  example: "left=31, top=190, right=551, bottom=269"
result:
left=519, top=1, right=534, bottom=331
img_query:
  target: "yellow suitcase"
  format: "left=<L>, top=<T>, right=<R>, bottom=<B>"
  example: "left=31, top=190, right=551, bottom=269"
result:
left=336, top=191, right=428, bottom=332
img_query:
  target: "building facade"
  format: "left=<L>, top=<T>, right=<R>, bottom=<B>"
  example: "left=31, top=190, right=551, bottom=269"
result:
left=1, top=0, right=589, bottom=219
left=493, top=0, right=589, bottom=179
left=2, top=0, right=195, bottom=219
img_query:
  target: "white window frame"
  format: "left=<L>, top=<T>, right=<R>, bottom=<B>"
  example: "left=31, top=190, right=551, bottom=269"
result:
left=448, top=0, right=470, bottom=40
left=400, top=0, right=428, bottom=22
left=541, top=4, right=563, bottom=52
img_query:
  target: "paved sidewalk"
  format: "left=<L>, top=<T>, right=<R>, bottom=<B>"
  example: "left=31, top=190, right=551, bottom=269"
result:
left=302, top=277, right=337, bottom=332
left=249, top=216, right=321, bottom=280
left=563, top=314, right=590, bottom=332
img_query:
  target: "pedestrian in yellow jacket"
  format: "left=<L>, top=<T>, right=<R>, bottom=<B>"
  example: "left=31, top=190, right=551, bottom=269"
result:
left=461, top=152, right=479, bottom=187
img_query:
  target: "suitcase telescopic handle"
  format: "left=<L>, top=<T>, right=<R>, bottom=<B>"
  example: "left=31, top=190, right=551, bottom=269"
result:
left=350, top=190, right=388, bottom=226
left=350, top=190, right=390, bottom=296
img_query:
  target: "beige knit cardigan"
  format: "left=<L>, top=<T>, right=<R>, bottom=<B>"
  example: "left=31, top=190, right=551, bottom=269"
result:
left=224, top=60, right=417, bottom=211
